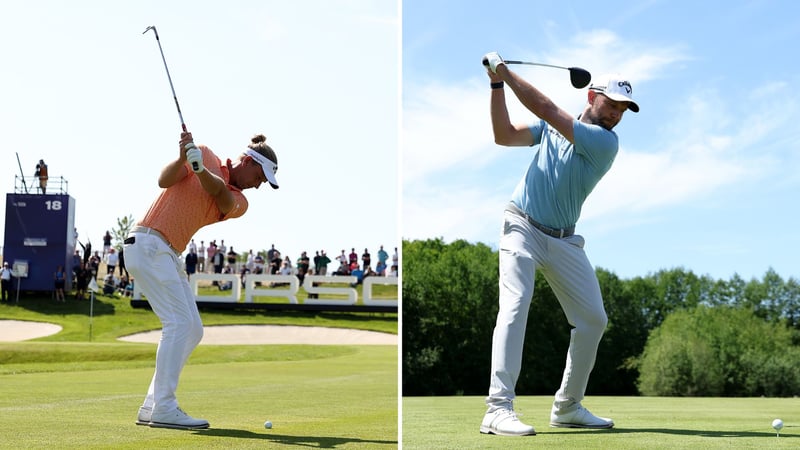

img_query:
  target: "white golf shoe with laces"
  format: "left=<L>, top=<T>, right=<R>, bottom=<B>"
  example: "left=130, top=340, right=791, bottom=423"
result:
left=135, top=406, right=152, bottom=426
left=550, top=405, right=614, bottom=429
left=148, top=407, right=210, bottom=430
left=480, top=407, right=536, bottom=436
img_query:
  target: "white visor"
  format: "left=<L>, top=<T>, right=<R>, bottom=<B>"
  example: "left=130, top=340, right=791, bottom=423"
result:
left=245, top=149, right=279, bottom=189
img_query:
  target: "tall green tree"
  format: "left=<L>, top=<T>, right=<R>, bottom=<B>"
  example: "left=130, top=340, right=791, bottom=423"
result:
left=403, top=238, right=499, bottom=395
left=707, top=274, right=746, bottom=307
left=590, top=268, right=648, bottom=394
left=637, top=306, right=800, bottom=396
left=782, top=277, right=800, bottom=330
left=111, top=215, right=135, bottom=250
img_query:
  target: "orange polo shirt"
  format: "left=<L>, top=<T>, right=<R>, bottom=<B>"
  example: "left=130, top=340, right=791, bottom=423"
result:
left=138, top=145, right=248, bottom=251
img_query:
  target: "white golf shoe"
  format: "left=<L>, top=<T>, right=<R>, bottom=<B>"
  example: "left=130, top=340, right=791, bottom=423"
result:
left=135, top=406, right=152, bottom=426
left=550, top=405, right=614, bottom=429
left=480, top=407, right=536, bottom=436
left=148, top=407, right=210, bottom=430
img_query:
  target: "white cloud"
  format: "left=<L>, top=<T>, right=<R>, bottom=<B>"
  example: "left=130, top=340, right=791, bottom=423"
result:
left=402, top=80, right=489, bottom=183
left=583, top=78, right=795, bottom=226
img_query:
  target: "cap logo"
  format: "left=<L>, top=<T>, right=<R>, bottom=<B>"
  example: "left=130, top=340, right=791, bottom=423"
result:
left=617, top=80, right=632, bottom=94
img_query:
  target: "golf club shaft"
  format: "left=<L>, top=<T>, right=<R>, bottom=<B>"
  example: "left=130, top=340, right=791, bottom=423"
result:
left=143, top=26, right=187, bottom=132
left=499, top=59, right=591, bottom=89
left=504, top=60, right=569, bottom=71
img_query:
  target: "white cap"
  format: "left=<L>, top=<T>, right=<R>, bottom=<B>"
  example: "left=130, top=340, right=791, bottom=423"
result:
left=589, top=74, right=639, bottom=112
left=245, top=149, right=279, bottom=189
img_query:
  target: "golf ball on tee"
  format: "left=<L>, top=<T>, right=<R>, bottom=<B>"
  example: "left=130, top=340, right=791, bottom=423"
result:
left=264, top=420, right=273, bottom=429
left=772, top=418, right=783, bottom=430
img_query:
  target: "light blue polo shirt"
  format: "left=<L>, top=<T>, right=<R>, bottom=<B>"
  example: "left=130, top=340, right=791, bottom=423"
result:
left=510, top=118, right=618, bottom=229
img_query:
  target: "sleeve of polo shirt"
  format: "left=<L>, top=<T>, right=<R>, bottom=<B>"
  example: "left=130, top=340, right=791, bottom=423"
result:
left=572, top=119, right=619, bottom=172
left=527, top=119, right=546, bottom=147
left=220, top=190, right=249, bottom=221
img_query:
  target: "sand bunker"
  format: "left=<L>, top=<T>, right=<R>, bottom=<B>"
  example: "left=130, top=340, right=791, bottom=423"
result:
left=0, top=320, right=62, bottom=342
left=0, top=320, right=396, bottom=345
left=119, top=325, right=397, bottom=345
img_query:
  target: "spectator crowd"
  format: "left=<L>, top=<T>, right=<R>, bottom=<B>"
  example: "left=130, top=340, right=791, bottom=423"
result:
left=182, top=240, right=399, bottom=290
left=53, top=231, right=398, bottom=301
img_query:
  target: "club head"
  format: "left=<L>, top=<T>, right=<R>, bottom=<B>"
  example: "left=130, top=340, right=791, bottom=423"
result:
left=568, top=67, right=591, bottom=89
left=142, top=25, right=157, bottom=36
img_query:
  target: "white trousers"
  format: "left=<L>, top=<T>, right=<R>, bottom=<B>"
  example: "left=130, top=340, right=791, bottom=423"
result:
left=486, top=210, right=607, bottom=413
left=125, top=232, right=203, bottom=414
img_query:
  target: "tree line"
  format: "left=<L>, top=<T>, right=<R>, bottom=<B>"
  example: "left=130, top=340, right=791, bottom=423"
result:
left=402, top=238, right=800, bottom=397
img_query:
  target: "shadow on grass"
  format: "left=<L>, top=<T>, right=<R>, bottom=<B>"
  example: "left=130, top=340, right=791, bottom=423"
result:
left=542, top=427, right=796, bottom=438
left=194, top=428, right=397, bottom=447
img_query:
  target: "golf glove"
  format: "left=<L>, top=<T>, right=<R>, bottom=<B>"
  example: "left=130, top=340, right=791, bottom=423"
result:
left=185, top=147, right=204, bottom=173
left=483, top=52, right=504, bottom=73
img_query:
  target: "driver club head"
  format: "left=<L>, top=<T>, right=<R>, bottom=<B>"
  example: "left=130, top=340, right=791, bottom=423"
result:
left=567, top=67, right=592, bottom=89
left=499, top=59, right=592, bottom=89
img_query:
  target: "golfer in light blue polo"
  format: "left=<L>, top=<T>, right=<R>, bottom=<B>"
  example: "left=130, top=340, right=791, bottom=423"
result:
left=480, top=51, right=639, bottom=437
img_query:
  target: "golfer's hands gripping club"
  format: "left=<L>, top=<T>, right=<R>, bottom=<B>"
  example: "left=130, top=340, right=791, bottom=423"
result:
left=180, top=132, right=204, bottom=173
left=482, top=52, right=504, bottom=74
left=186, top=146, right=204, bottom=173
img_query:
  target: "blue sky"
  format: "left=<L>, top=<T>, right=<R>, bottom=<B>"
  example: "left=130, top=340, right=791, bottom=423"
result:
left=402, top=0, right=800, bottom=281
left=0, top=0, right=399, bottom=263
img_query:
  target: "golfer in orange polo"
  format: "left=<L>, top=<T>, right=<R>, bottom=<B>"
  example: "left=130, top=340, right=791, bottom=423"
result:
left=126, top=130, right=278, bottom=429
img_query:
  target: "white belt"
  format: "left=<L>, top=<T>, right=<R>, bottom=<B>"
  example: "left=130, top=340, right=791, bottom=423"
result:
left=128, top=226, right=181, bottom=254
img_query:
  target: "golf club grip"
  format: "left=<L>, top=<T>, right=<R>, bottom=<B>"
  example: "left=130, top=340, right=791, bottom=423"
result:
left=184, top=142, right=198, bottom=171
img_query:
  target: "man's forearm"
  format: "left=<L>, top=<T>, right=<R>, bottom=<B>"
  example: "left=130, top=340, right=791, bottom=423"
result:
left=195, top=169, right=227, bottom=197
left=195, top=169, right=236, bottom=215
left=158, top=159, right=188, bottom=188
left=490, top=84, right=514, bottom=143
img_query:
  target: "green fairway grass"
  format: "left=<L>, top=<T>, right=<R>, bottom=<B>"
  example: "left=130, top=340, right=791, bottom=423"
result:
left=0, top=292, right=397, bottom=449
left=403, top=396, right=798, bottom=449
left=1, top=346, right=396, bottom=449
